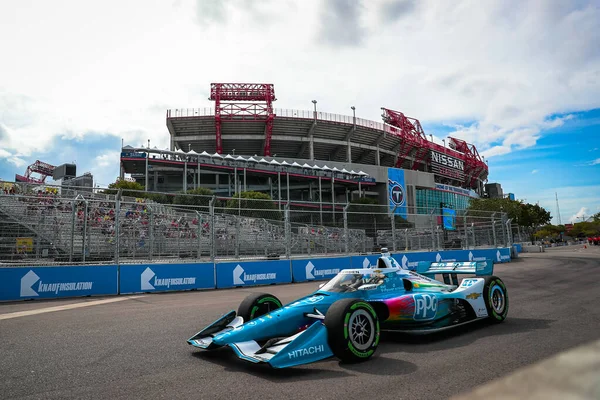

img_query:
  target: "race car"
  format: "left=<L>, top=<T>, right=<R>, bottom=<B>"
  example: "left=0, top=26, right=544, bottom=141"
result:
left=188, top=249, right=508, bottom=368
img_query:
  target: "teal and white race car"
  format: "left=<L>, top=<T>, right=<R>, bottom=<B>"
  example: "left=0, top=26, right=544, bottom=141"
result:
left=188, top=249, right=508, bottom=368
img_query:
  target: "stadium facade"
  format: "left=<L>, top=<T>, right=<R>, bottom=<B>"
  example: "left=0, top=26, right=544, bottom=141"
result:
left=120, top=83, right=489, bottom=227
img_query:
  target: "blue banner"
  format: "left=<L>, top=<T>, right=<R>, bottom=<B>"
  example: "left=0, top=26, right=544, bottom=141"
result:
left=119, top=263, right=214, bottom=294
left=392, top=248, right=511, bottom=269
left=216, top=260, right=292, bottom=289
left=350, top=254, right=381, bottom=269
left=387, top=168, right=407, bottom=219
left=292, top=257, right=351, bottom=282
left=0, top=265, right=118, bottom=302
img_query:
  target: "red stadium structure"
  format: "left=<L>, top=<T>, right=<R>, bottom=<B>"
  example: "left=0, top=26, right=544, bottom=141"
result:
left=381, top=108, right=430, bottom=170
left=15, top=160, right=55, bottom=184
left=381, top=108, right=487, bottom=189
left=209, top=83, right=276, bottom=156
left=448, top=137, right=487, bottom=189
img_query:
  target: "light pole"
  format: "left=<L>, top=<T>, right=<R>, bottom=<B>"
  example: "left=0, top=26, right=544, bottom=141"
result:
left=351, top=105, right=355, bottom=119
left=442, top=139, right=446, bottom=148
left=312, top=100, right=317, bottom=118
left=429, top=134, right=433, bottom=142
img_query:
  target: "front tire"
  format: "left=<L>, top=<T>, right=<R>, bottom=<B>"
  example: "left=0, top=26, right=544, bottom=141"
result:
left=237, top=293, right=282, bottom=322
left=324, top=299, right=380, bottom=363
left=483, top=276, right=508, bottom=322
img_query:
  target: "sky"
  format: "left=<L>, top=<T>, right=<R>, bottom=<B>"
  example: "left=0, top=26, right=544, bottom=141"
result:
left=0, top=0, right=599, bottom=224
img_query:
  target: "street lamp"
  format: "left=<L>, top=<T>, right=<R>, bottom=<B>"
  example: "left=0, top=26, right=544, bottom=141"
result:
left=312, top=100, right=317, bottom=116
left=351, top=105, right=355, bottom=118
left=429, top=134, right=433, bottom=142
left=442, top=139, right=446, bottom=148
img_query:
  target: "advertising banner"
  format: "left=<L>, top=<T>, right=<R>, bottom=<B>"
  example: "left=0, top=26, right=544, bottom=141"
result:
left=216, top=259, right=292, bottom=289
left=350, top=254, right=381, bottom=269
left=392, top=248, right=511, bottom=270
left=292, top=257, right=351, bottom=282
left=119, top=263, right=214, bottom=294
left=387, top=168, right=407, bottom=219
left=0, top=265, right=118, bottom=302
left=429, top=150, right=465, bottom=180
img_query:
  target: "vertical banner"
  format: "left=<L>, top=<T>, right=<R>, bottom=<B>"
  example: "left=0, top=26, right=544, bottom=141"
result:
left=387, top=168, right=407, bottom=219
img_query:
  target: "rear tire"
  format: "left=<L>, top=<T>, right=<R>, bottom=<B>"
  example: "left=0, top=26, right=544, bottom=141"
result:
left=237, top=293, right=282, bottom=322
left=324, top=299, right=380, bottom=363
left=483, top=276, right=508, bottom=322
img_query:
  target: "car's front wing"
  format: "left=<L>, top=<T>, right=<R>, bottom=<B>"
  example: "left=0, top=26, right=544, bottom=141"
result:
left=188, top=312, right=333, bottom=368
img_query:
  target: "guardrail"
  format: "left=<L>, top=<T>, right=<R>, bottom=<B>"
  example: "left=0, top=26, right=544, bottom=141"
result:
left=0, top=247, right=512, bottom=302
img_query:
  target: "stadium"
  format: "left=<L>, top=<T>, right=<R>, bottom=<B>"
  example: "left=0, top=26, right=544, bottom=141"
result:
left=121, top=82, right=489, bottom=228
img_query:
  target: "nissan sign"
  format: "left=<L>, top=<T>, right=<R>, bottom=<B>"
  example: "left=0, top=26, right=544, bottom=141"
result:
left=430, top=150, right=465, bottom=180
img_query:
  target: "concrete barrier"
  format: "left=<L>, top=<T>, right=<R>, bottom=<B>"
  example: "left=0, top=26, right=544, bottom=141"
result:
left=522, top=245, right=545, bottom=253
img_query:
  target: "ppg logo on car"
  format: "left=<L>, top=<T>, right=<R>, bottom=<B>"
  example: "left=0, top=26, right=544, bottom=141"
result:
left=413, top=294, right=438, bottom=320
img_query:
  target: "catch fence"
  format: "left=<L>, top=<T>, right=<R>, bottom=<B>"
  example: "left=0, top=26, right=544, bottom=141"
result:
left=0, top=188, right=521, bottom=266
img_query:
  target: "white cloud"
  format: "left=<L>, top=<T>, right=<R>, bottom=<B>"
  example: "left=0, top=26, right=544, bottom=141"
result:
left=0, top=148, right=27, bottom=169
left=531, top=169, right=539, bottom=174
left=95, top=153, right=114, bottom=169
left=0, top=0, right=598, bottom=173
left=590, top=158, right=600, bottom=165
left=569, top=207, right=590, bottom=223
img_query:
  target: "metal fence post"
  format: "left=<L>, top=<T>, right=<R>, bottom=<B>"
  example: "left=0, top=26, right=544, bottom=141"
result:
left=82, top=199, right=88, bottom=263
left=429, top=211, right=436, bottom=251
left=492, top=218, right=497, bottom=247
left=148, top=205, right=154, bottom=261
left=209, top=195, right=216, bottom=262
left=114, top=190, right=121, bottom=264
left=285, top=203, right=291, bottom=259
left=500, top=213, right=507, bottom=246
left=405, top=228, right=409, bottom=251
left=235, top=215, right=240, bottom=259
left=343, top=204, right=349, bottom=254
left=195, top=211, right=202, bottom=260
left=506, top=218, right=513, bottom=246
left=390, top=205, right=398, bottom=252
left=69, top=200, right=76, bottom=263
left=463, top=210, right=469, bottom=249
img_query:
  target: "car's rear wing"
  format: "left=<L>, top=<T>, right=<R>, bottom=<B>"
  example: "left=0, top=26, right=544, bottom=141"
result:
left=415, top=260, right=494, bottom=285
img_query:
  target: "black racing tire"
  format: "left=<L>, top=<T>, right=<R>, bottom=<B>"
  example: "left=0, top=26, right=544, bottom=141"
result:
left=483, top=276, right=508, bottom=323
left=237, top=293, right=283, bottom=322
left=324, top=299, right=380, bottom=363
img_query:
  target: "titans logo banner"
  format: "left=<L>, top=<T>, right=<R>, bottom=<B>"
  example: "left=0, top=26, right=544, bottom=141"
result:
left=387, top=168, right=407, bottom=219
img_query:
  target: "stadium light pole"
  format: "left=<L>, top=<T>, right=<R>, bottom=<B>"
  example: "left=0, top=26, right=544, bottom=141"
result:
left=429, top=134, right=433, bottom=142
left=349, top=106, right=356, bottom=163
left=312, top=100, right=317, bottom=118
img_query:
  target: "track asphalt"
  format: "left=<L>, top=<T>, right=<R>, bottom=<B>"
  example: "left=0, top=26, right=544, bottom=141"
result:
left=1, top=246, right=599, bottom=400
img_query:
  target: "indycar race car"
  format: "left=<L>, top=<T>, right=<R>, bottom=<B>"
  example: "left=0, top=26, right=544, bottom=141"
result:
left=188, top=249, right=508, bottom=368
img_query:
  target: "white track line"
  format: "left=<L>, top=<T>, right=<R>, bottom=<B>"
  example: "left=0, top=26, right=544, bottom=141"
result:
left=0, top=296, right=145, bottom=321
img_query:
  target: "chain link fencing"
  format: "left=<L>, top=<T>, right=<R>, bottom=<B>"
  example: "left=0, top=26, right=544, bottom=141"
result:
left=0, top=187, right=518, bottom=266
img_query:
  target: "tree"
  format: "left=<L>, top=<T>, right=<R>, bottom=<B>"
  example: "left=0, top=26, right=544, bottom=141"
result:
left=103, top=179, right=146, bottom=198
left=467, top=198, right=551, bottom=227
left=225, top=191, right=281, bottom=220
left=173, top=187, right=214, bottom=208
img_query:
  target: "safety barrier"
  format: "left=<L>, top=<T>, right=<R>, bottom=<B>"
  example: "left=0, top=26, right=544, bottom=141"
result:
left=0, top=265, right=118, bottom=302
left=0, top=247, right=511, bottom=302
